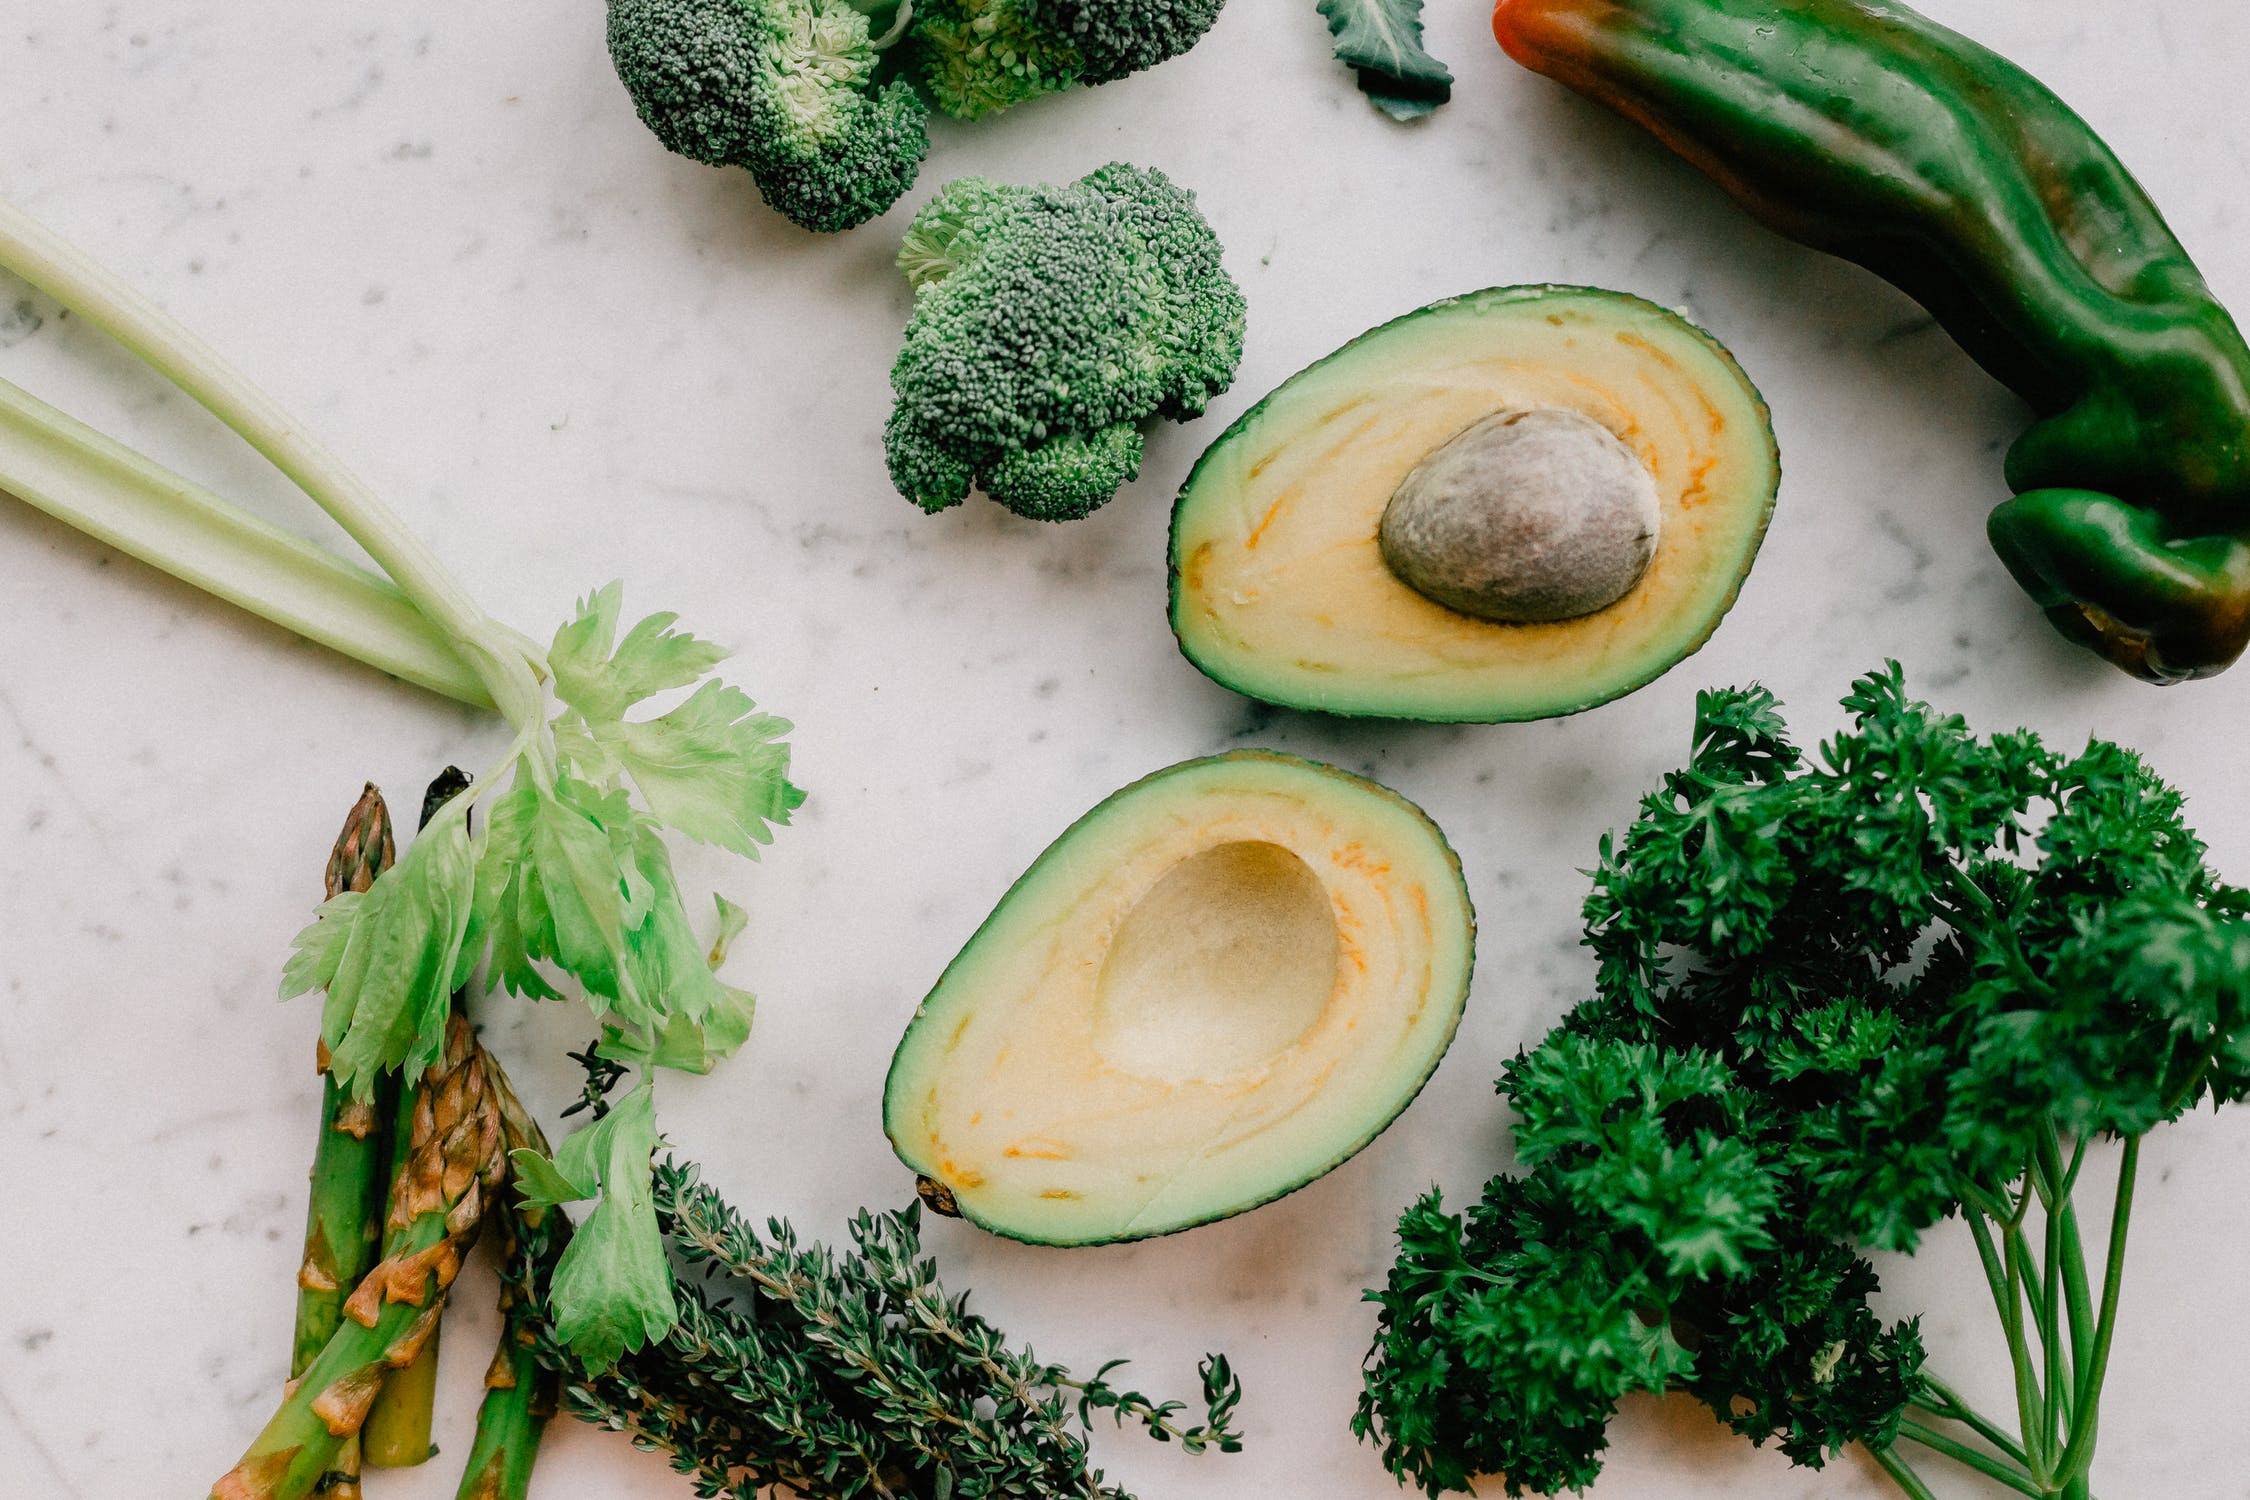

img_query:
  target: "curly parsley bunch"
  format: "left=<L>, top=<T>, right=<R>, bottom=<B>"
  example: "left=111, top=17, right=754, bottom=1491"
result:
left=1360, top=665, right=2250, bottom=1499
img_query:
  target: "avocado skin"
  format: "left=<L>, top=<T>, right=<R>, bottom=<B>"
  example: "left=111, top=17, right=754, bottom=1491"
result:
left=881, top=750, right=1476, bottom=1247
left=1167, top=284, right=1780, bottom=724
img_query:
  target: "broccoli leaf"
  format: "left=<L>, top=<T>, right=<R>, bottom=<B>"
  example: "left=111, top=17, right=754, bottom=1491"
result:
left=1317, top=0, right=1453, bottom=121
left=511, top=1082, right=678, bottom=1373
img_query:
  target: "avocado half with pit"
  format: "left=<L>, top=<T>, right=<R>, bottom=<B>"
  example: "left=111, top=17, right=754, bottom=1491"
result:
left=883, top=751, right=1475, bottom=1246
left=1170, top=285, right=1779, bottom=722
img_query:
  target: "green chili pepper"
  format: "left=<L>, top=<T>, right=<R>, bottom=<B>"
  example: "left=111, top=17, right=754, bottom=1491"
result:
left=1493, top=0, right=2250, bottom=682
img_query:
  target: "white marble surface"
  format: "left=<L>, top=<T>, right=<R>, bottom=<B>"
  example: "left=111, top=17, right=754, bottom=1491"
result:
left=4, top=3, right=2250, bottom=1496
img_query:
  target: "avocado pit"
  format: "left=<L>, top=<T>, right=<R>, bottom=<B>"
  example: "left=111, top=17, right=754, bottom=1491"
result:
left=1378, top=407, right=1662, bottom=624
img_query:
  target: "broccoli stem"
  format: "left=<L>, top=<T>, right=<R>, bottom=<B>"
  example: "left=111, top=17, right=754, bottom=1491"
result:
left=847, top=0, right=913, bottom=49
left=0, top=195, right=546, bottom=729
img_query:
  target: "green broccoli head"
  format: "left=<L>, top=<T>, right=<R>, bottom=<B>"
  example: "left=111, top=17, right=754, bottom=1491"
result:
left=607, top=0, right=929, bottom=234
left=910, top=0, right=1229, bottom=119
left=885, top=162, right=1246, bottom=523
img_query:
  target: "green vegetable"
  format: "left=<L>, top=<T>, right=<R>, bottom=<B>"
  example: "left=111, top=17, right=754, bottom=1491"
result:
left=292, top=786, right=399, bottom=1500
left=358, top=768, right=475, bottom=1474
left=0, top=198, right=797, bottom=1390
left=912, top=0, right=1229, bottom=119
left=605, top=0, right=931, bottom=233
left=1170, top=285, right=1776, bottom=722
left=215, top=1017, right=506, bottom=1500
left=454, top=1054, right=561, bottom=1500
left=282, top=582, right=799, bottom=1371
left=511, top=1149, right=1245, bottom=1497
left=1491, top=0, right=2250, bottom=684
left=511, top=1082, right=678, bottom=1371
left=1317, top=0, right=1452, bottom=120
left=354, top=1053, right=443, bottom=1472
left=599, top=0, right=1233, bottom=232
left=1359, top=664, right=2250, bottom=1498
left=886, top=750, right=1475, bottom=1246
left=887, top=162, right=1246, bottom=521
left=2, top=186, right=1243, bottom=1500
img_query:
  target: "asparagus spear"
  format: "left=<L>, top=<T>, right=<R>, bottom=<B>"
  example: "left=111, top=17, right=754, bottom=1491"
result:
left=358, top=767, right=475, bottom=1470
left=294, top=785, right=398, bottom=1500
left=356, top=1088, right=441, bottom=1469
left=455, top=1049, right=561, bottom=1500
left=212, top=1012, right=505, bottom=1500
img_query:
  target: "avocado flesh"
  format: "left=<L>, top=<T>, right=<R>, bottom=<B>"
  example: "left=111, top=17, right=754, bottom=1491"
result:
left=1170, top=285, right=1779, bottom=722
left=883, top=751, right=1475, bottom=1246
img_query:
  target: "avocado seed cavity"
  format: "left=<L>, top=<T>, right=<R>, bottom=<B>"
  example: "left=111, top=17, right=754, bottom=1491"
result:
left=1378, top=408, right=1661, bottom=624
left=1092, top=840, right=1340, bottom=1084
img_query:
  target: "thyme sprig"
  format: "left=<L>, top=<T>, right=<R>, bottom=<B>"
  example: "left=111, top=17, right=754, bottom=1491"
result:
left=511, top=1156, right=1243, bottom=1499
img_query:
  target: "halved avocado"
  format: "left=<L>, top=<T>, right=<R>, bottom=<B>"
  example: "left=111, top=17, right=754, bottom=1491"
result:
left=883, top=750, right=1475, bottom=1246
left=1170, top=285, right=1779, bottom=721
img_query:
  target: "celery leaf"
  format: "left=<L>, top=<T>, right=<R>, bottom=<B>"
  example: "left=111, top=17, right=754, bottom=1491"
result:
left=550, top=581, right=729, bottom=723
left=314, top=817, right=476, bottom=1098
left=602, top=895, right=757, bottom=1074
left=513, top=1083, right=678, bottom=1373
left=574, top=680, right=802, bottom=856
left=279, top=890, right=365, bottom=999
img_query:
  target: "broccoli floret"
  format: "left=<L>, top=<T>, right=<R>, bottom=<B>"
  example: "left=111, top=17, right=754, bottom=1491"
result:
left=607, top=0, right=930, bottom=234
left=910, top=0, right=1229, bottom=119
left=886, top=162, right=1246, bottom=522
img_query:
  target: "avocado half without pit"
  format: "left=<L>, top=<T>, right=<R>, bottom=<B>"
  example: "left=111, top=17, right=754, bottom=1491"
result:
left=1170, top=285, right=1780, bottom=721
left=883, top=751, right=1475, bottom=1246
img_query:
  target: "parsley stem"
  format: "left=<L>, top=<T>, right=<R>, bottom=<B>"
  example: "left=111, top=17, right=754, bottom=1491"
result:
left=1980, top=1208, right=2050, bottom=1482
left=1870, top=1444, right=1941, bottom=1500
left=1942, top=867, right=2057, bottom=1005
left=1895, top=1420, right=2043, bottom=1497
left=2036, top=1126, right=2097, bottom=1404
left=2051, top=1134, right=2141, bottom=1487
left=1910, top=1377, right=2029, bottom=1469
left=2041, top=1168, right=2066, bottom=1457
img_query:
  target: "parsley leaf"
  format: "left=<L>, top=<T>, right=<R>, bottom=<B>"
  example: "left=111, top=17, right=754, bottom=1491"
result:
left=1363, top=664, right=2250, bottom=1496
